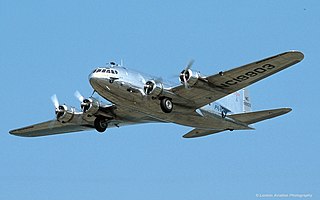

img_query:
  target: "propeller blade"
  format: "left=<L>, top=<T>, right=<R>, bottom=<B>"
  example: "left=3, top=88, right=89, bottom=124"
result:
left=51, top=94, right=59, bottom=109
left=74, top=90, right=84, bottom=102
left=183, top=75, right=189, bottom=89
left=185, top=59, right=194, bottom=71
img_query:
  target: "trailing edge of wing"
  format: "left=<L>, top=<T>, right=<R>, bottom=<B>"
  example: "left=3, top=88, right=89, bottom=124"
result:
left=228, top=108, right=292, bottom=125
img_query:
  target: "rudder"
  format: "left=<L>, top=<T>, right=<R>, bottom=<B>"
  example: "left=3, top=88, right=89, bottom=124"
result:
left=243, top=88, right=252, bottom=113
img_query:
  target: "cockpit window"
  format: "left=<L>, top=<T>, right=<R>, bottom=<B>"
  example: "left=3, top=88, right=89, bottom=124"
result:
left=93, top=68, right=119, bottom=74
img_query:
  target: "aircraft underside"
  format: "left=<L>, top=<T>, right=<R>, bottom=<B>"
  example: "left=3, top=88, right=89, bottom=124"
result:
left=9, top=51, right=304, bottom=138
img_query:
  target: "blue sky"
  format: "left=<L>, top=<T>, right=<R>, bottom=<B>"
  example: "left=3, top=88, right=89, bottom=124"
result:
left=1, top=0, right=319, bottom=199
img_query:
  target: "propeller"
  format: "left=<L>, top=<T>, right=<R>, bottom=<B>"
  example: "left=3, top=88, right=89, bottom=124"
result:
left=74, top=90, right=84, bottom=102
left=51, top=94, right=65, bottom=119
left=180, top=60, right=194, bottom=89
left=51, top=94, right=59, bottom=110
left=74, top=90, right=91, bottom=112
left=186, top=59, right=194, bottom=71
left=144, top=81, right=155, bottom=95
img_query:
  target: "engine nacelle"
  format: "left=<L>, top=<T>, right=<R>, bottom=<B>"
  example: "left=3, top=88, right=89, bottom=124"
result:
left=143, top=80, right=163, bottom=96
left=56, top=105, right=75, bottom=123
left=81, top=97, right=100, bottom=115
left=179, top=69, right=200, bottom=87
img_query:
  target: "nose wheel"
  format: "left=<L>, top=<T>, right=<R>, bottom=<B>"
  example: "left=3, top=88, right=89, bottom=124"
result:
left=94, top=117, right=108, bottom=133
left=160, top=98, right=173, bottom=113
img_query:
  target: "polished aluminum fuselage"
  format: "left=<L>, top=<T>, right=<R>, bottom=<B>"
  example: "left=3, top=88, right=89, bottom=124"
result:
left=89, top=66, right=249, bottom=130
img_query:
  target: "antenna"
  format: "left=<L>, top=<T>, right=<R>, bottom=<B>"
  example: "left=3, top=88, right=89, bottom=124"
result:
left=120, top=59, right=123, bottom=67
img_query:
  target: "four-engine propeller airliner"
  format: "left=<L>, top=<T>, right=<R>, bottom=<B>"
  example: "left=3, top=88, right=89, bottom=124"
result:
left=10, top=51, right=304, bottom=138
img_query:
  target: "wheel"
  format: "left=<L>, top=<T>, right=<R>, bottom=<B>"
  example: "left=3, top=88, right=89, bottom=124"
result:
left=94, top=117, right=108, bottom=133
left=160, top=98, right=173, bottom=113
left=221, top=111, right=227, bottom=118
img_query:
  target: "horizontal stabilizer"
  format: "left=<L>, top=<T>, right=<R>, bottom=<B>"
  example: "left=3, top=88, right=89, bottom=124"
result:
left=229, top=108, right=292, bottom=125
left=183, top=129, right=224, bottom=138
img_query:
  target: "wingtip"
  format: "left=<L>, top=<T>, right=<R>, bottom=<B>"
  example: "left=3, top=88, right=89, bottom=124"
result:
left=9, top=129, right=20, bottom=136
left=9, top=129, right=20, bottom=135
left=283, top=107, right=292, bottom=113
left=182, top=133, right=195, bottom=138
left=8, top=128, right=31, bottom=137
left=287, top=50, right=304, bottom=61
left=274, top=107, right=292, bottom=115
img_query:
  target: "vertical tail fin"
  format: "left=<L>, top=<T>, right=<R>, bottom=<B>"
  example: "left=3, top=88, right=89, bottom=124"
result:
left=217, top=88, right=252, bottom=114
left=243, top=88, right=252, bottom=113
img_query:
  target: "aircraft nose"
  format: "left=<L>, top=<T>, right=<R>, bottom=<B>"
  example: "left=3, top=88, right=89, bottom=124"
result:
left=89, top=72, right=99, bottom=84
left=88, top=71, right=110, bottom=90
left=88, top=71, right=100, bottom=87
left=88, top=70, right=101, bottom=81
left=88, top=72, right=94, bottom=81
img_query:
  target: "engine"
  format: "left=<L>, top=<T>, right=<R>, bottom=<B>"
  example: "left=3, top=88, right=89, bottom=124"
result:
left=55, top=105, right=75, bottom=123
left=143, top=80, right=163, bottom=96
left=80, top=97, right=100, bottom=115
left=179, top=69, right=200, bottom=87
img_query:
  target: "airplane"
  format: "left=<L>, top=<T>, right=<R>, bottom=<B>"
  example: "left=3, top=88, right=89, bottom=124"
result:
left=9, top=51, right=304, bottom=138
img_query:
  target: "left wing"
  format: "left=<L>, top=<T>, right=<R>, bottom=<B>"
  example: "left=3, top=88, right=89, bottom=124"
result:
left=171, top=51, right=304, bottom=108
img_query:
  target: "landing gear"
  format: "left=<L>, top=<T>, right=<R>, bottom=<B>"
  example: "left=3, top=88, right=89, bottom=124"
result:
left=221, top=110, right=227, bottom=118
left=94, top=117, right=108, bottom=133
left=160, top=97, right=173, bottom=113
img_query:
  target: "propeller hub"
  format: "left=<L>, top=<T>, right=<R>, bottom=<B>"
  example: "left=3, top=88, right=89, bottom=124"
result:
left=81, top=99, right=91, bottom=112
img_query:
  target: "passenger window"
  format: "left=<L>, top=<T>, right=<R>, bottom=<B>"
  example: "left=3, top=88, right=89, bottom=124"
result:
left=97, top=69, right=102, bottom=72
left=102, top=69, right=106, bottom=73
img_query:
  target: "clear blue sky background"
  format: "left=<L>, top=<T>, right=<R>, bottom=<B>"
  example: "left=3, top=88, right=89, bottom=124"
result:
left=1, top=1, right=319, bottom=199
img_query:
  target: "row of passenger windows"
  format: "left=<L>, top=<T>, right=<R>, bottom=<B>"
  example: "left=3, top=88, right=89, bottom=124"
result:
left=93, top=68, right=119, bottom=74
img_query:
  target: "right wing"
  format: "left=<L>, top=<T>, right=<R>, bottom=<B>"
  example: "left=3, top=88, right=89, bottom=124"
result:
left=9, top=104, right=161, bottom=137
left=9, top=120, right=93, bottom=137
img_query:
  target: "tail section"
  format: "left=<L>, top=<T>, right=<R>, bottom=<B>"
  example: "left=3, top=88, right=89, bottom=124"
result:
left=217, top=87, right=252, bottom=114
left=243, top=88, right=252, bottom=113
left=218, top=88, right=291, bottom=125
left=219, top=88, right=292, bottom=125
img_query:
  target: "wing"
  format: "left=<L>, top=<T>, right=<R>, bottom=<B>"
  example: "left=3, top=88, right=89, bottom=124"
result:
left=171, top=51, right=304, bottom=108
left=9, top=120, right=93, bottom=137
left=9, top=104, right=161, bottom=137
